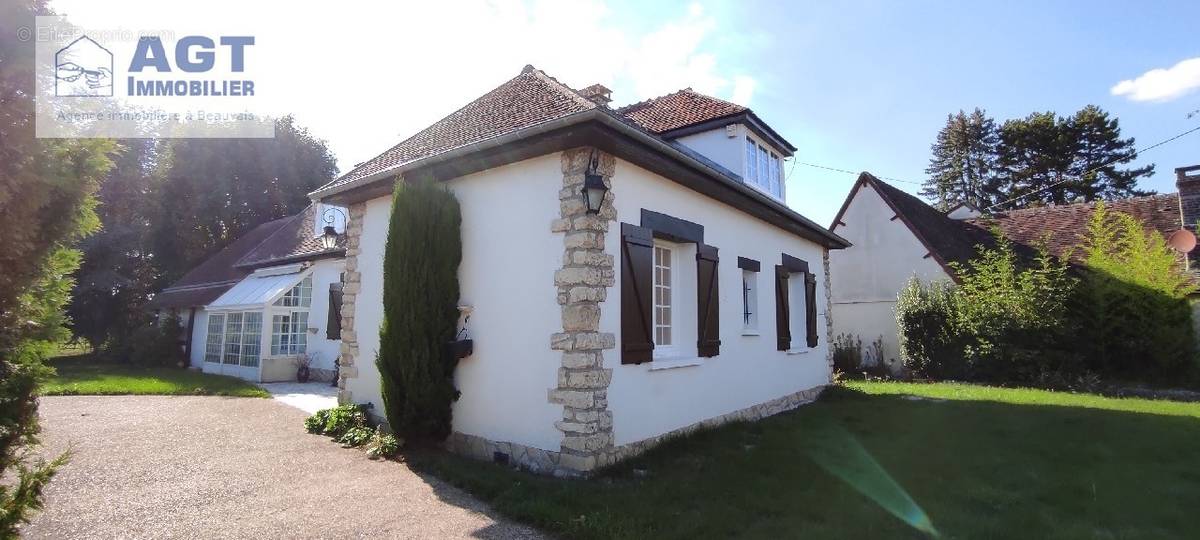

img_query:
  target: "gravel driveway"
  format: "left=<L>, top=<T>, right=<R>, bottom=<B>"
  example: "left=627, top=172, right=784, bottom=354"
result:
left=22, top=396, right=545, bottom=539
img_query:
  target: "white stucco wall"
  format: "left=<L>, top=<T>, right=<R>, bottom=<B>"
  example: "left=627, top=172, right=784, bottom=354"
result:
left=189, top=308, right=208, bottom=368
left=346, top=154, right=566, bottom=452
left=603, top=158, right=831, bottom=446
left=829, top=183, right=951, bottom=361
left=676, top=126, right=743, bottom=175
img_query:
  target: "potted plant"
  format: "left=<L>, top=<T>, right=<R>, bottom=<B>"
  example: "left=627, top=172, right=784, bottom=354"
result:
left=296, top=352, right=317, bottom=383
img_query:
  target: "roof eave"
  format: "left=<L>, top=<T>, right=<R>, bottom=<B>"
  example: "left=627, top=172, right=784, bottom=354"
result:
left=312, top=109, right=849, bottom=249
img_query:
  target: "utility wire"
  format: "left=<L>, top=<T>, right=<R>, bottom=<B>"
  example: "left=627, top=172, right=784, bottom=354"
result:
left=983, top=124, right=1200, bottom=211
left=796, top=162, right=923, bottom=185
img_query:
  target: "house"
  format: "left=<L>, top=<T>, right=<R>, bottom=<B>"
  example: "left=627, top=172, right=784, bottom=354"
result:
left=829, top=166, right=1200, bottom=363
left=309, top=65, right=850, bottom=476
left=148, top=204, right=347, bottom=382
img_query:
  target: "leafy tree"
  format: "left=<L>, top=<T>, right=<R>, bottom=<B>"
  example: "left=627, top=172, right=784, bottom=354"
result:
left=1077, top=202, right=1196, bottom=380
left=149, top=116, right=337, bottom=281
left=921, top=108, right=999, bottom=210
left=0, top=0, right=114, bottom=530
left=377, top=180, right=463, bottom=440
left=1066, top=105, right=1153, bottom=202
left=69, top=139, right=159, bottom=352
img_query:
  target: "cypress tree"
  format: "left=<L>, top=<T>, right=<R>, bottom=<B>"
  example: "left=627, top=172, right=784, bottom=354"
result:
left=376, top=179, right=463, bottom=440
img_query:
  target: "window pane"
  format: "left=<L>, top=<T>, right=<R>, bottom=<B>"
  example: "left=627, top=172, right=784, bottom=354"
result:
left=745, top=138, right=757, bottom=183
left=770, top=153, right=781, bottom=197
left=205, top=314, right=224, bottom=363
left=241, top=311, right=262, bottom=367
left=758, top=145, right=769, bottom=190
left=653, top=244, right=672, bottom=347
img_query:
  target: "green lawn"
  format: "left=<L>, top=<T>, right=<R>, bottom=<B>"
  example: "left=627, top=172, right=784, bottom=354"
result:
left=409, top=381, right=1200, bottom=539
left=41, top=357, right=269, bottom=398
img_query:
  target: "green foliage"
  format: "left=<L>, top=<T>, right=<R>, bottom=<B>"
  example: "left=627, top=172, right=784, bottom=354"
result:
left=304, top=409, right=331, bottom=433
left=831, top=333, right=890, bottom=379
left=921, top=108, right=998, bottom=210
left=0, top=0, right=108, bottom=527
left=951, top=238, right=1079, bottom=382
left=1078, top=202, right=1197, bottom=381
left=377, top=180, right=463, bottom=440
left=896, top=278, right=965, bottom=379
left=898, top=236, right=1079, bottom=383
left=338, top=426, right=374, bottom=448
left=125, top=313, right=186, bottom=367
left=321, top=405, right=367, bottom=438
left=365, top=428, right=403, bottom=460
left=922, top=105, right=1152, bottom=210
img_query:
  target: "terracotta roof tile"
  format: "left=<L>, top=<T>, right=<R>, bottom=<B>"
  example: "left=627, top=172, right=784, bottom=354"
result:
left=318, top=66, right=597, bottom=192
left=970, top=194, right=1183, bottom=262
left=617, top=88, right=747, bottom=134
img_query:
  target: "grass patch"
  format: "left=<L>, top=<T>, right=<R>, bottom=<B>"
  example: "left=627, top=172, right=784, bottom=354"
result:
left=409, top=381, right=1200, bottom=539
left=41, top=356, right=269, bottom=398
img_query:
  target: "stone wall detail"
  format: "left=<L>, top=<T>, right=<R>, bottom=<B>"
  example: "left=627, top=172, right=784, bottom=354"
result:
left=823, top=249, right=835, bottom=378
left=336, top=202, right=368, bottom=405
left=547, top=147, right=618, bottom=476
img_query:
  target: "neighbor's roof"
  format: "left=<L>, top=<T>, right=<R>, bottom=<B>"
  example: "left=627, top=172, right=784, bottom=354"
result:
left=832, top=173, right=1186, bottom=279
left=149, top=207, right=345, bottom=310
left=970, top=194, right=1183, bottom=262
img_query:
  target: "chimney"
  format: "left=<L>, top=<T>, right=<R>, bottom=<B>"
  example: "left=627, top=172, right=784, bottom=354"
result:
left=1175, top=165, right=1200, bottom=269
left=579, top=84, right=612, bottom=107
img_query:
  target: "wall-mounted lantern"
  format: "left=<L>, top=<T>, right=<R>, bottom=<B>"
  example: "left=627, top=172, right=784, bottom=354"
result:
left=320, top=206, right=347, bottom=249
left=581, top=151, right=608, bottom=214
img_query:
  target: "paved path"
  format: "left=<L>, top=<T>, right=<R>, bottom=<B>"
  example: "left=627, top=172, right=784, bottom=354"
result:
left=258, top=381, right=339, bottom=414
left=23, top=396, right=544, bottom=539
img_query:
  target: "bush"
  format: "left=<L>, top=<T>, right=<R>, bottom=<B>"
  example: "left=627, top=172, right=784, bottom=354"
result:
left=832, top=333, right=890, bottom=379
left=338, top=426, right=373, bottom=448
left=897, top=278, right=965, bottom=379
left=1078, top=202, right=1197, bottom=382
left=304, top=409, right=330, bottom=433
left=376, top=180, right=463, bottom=441
left=321, top=405, right=367, bottom=438
left=365, top=428, right=403, bottom=460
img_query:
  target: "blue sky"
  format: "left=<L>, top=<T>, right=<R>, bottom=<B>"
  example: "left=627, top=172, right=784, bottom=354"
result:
left=55, top=0, right=1200, bottom=227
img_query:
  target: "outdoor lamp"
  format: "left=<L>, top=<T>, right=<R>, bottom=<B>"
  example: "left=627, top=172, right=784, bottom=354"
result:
left=582, top=173, right=608, bottom=214
left=320, top=206, right=347, bottom=249
left=320, top=225, right=339, bottom=249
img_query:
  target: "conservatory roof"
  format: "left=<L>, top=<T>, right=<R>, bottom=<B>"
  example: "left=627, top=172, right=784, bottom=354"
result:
left=208, top=264, right=306, bottom=310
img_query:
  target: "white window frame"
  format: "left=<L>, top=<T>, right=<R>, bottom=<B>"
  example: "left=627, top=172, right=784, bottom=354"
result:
left=789, top=273, right=808, bottom=352
left=741, top=269, right=759, bottom=334
left=652, top=240, right=678, bottom=358
left=205, top=310, right=263, bottom=367
left=270, top=275, right=313, bottom=356
left=745, top=136, right=783, bottom=199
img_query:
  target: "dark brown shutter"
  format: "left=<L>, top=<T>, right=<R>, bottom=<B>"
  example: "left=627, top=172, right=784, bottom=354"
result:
left=621, top=223, right=655, bottom=364
left=696, top=244, right=720, bottom=357
left=327, top=282, right=344, bottom=340
left=804, top=273, right=818, bottom=348
left=775, top=265, right=790, bottom=351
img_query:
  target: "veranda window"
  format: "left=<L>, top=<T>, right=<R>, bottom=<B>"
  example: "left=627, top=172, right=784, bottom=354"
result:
left=204, top=311, right=262, bottom=367
left=271, top=276, right=312, bottom=355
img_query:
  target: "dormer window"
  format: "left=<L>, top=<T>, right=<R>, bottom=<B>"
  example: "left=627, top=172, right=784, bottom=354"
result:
left=745, top=137, right=782, bottom=199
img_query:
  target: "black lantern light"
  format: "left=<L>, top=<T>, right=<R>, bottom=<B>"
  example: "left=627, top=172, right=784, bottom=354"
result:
left=320, top=206, right=347, bottom=249
left=581, top=151, right=608, bottom=214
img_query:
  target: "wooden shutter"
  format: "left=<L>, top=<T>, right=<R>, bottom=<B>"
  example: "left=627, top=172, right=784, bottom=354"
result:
left=621, top=223, right=655, bottom=364
left=774, top=265, right=790, bottom=351
left=696, top=244, right=720, bottom=357
left=804, top=273, right=818, bottom=348
left=327, top=282, right=344, bottom=340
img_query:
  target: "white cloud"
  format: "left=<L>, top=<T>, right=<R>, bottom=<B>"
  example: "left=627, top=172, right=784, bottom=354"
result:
left=1111, top=57, right=1200, bottom=102
left=49, top=0, right=754, bottom=172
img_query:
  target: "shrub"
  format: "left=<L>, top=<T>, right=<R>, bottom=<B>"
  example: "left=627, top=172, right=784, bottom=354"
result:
left=321, top=405, right=367, bottom=438
left=377, top=180, right=463, bottom=441
left=304, top=409, right=330, bottom=433
left=1078, top=202, right=1197, bottom=382
left=365, top=427, right=403, bottom=460
left=338, top=426, right=373, bottom=448
left=896, top=278, right=964, bottom=379
left=832, top=334, right=891, bottom=379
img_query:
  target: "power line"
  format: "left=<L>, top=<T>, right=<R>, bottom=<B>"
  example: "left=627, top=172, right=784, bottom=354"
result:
left=983, top=124, right=1200, bottom=211
left=796, top=162, right=923, bottom=185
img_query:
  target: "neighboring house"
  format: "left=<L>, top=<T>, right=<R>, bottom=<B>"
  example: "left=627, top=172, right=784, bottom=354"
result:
left=830, top=166, right=1200, bottom=363
left=310, top=65, right=850, bottom=476
left=149, top=204, right=347, bottom=382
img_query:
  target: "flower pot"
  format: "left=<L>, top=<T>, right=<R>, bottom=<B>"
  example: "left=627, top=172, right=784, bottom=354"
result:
left=297, top=365, right=311, bottom=383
